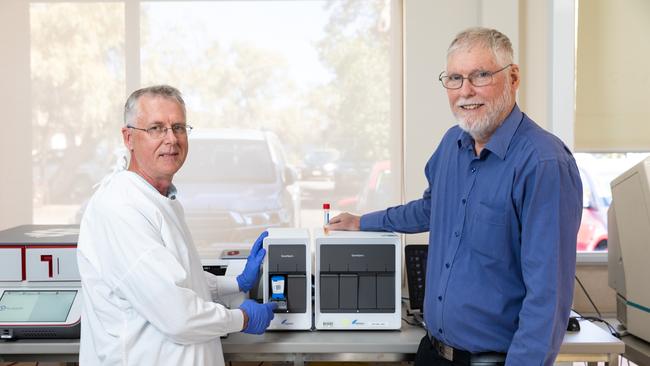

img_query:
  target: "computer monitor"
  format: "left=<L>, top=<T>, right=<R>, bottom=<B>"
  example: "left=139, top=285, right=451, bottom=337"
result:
left=608, top=156, right=650, bottom=343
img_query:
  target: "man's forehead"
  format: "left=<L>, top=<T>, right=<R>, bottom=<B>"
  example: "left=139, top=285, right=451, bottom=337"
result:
left=135, top=96, right=186, bottom=124
left=446, top=46, right=497, bottom=72
left=137, top=95, right=184, bottom=112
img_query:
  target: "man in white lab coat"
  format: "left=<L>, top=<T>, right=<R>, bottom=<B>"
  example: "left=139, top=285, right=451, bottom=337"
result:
left=77, top=85, right=276, bottom=365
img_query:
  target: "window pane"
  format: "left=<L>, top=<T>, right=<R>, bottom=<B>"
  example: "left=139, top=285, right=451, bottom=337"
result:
left=574, top=152, right=650, bottom=252
left=30, top=3, right=125, bottom=224
left=140, top=1, right=401, bottom=255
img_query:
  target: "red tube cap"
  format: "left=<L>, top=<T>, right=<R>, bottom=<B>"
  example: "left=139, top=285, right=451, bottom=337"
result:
left=322, top=203, right=330, bottom=209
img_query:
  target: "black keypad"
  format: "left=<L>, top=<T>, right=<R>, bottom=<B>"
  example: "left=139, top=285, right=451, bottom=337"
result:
left=405, top=245, right=428, bottom=311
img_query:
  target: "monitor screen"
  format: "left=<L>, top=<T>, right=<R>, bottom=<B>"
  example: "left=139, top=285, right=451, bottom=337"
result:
left=0, top=290, right=77, bottom=322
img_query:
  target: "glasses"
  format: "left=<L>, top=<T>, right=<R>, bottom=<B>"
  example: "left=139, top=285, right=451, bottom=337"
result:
left=438, top=64, right=513, bottom=90
left=127, top=124, right=193, bottom=139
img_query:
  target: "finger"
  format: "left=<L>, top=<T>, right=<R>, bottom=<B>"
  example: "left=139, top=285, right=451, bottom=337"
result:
left=328, top=215, right=342, bottom=224
left=254, top=248, right=266, bottom=263
left=267, top=302, right=278, bottom=317
left=251, top=231, right=268, bottom=253
left=252, top=231, right=268, bottom=253
left=328, top=219, right=347, bottom=229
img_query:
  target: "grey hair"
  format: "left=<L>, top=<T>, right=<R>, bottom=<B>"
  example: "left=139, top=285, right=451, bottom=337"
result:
left=447, top=27, right=514, bottom=66
left=124, top=85, right=186, bottom=126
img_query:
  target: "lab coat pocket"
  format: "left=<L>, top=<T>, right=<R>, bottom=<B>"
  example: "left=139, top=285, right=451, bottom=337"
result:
left=469, top=202, right=508, bottom=261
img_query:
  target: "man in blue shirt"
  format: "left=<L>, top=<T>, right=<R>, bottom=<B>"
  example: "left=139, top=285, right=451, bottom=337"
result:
left=326, top=27, right=582, bottom=366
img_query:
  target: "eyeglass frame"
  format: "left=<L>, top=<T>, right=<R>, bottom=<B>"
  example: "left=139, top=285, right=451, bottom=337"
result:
left=126, top=124, right=193, bottom=139
left=438, top=63, right=513, bottom=90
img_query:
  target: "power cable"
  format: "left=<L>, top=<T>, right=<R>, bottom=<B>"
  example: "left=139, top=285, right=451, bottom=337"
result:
left=575, top=274, right=602, bottom=318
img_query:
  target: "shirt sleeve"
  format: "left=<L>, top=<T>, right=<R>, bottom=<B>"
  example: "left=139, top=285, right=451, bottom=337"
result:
left=505, top=158, right=582, bottom=366
left=96, top=203, right=244, bottom=344
left=203, top=271, right=241, bottom=299
left=360, top=156, right=434, bottom=233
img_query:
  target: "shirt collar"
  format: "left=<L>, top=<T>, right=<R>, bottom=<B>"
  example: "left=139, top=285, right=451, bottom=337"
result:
left=456, top=104, right=523, bottom=160
left=125, top=171, right=178, bottom=200
left=167, top=184, right=178, bottom=200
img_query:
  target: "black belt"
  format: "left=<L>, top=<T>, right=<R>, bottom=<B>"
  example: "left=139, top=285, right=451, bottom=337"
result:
left=428, top=333, right=506, bottom=365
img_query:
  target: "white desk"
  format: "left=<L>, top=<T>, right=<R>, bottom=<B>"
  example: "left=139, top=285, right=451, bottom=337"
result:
left=0, top=317, right=625, bottom=365
left=557, top=317, right=625, bottom=365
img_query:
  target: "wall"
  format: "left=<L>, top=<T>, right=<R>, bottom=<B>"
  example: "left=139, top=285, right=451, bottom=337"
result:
left=574, top=265, right=616, bottom=315
left=0, top=1, right=32, bottom=230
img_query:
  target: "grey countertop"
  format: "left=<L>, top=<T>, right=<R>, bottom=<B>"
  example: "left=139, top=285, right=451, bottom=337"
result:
left=0, top=315, right=626, bottom=363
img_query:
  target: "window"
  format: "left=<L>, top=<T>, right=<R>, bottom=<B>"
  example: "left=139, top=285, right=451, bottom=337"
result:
left=29, top=0, right=402, bottom=257
left=30, top=2, right=125, bottom=218
left=574, top=153, right=650, bottom=253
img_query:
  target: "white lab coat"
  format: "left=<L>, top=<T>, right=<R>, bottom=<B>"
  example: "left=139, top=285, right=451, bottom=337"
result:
left=77, top=171, right=244, bottom=366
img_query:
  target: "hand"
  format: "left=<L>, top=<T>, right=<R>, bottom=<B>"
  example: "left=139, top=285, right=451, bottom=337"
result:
left=325, top=212, right=361, bottom=231
left=237, top=231, right=268, bottom=292
left=239, top=300, right=277, bottom=334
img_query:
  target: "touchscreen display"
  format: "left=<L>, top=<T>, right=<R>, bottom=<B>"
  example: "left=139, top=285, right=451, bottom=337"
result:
left=0, top=290, right=77, bottom=322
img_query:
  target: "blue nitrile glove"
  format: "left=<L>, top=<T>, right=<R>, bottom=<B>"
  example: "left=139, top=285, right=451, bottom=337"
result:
left=237, top=231, right=268, bottom=292
left=239, top=300, right=277, bottom=334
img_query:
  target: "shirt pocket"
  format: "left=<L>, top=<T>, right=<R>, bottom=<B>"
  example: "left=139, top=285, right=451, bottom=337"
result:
left=468, top=202, right=509, bottom=261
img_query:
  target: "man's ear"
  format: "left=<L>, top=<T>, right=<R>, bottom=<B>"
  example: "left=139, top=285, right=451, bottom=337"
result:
left=509, top=64, right=521, bottom=90
left=122, top=127, right=134, bottom=151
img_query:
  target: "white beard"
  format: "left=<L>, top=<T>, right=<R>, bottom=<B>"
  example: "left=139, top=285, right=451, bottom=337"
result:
left=455, top=82, right=513, bottom=142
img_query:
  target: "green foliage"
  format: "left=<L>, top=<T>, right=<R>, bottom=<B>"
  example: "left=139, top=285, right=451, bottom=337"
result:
left=30, top=3, right=125, bottom=204
left=312, top=0, right=393, bottom=161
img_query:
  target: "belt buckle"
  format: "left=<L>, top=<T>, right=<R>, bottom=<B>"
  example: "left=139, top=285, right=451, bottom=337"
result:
left=435, top=340, right=454, bottom=361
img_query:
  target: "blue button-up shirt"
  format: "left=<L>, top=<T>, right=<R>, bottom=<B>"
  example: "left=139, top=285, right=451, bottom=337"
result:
left=361, top=105, right=582, bottom=366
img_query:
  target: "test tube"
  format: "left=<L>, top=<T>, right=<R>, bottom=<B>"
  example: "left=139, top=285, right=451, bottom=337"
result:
left=323, top=203, right=330, bottom=235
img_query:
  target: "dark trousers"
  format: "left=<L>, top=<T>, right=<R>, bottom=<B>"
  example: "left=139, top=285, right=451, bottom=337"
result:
left=415, top=335, right=506, bottom=366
